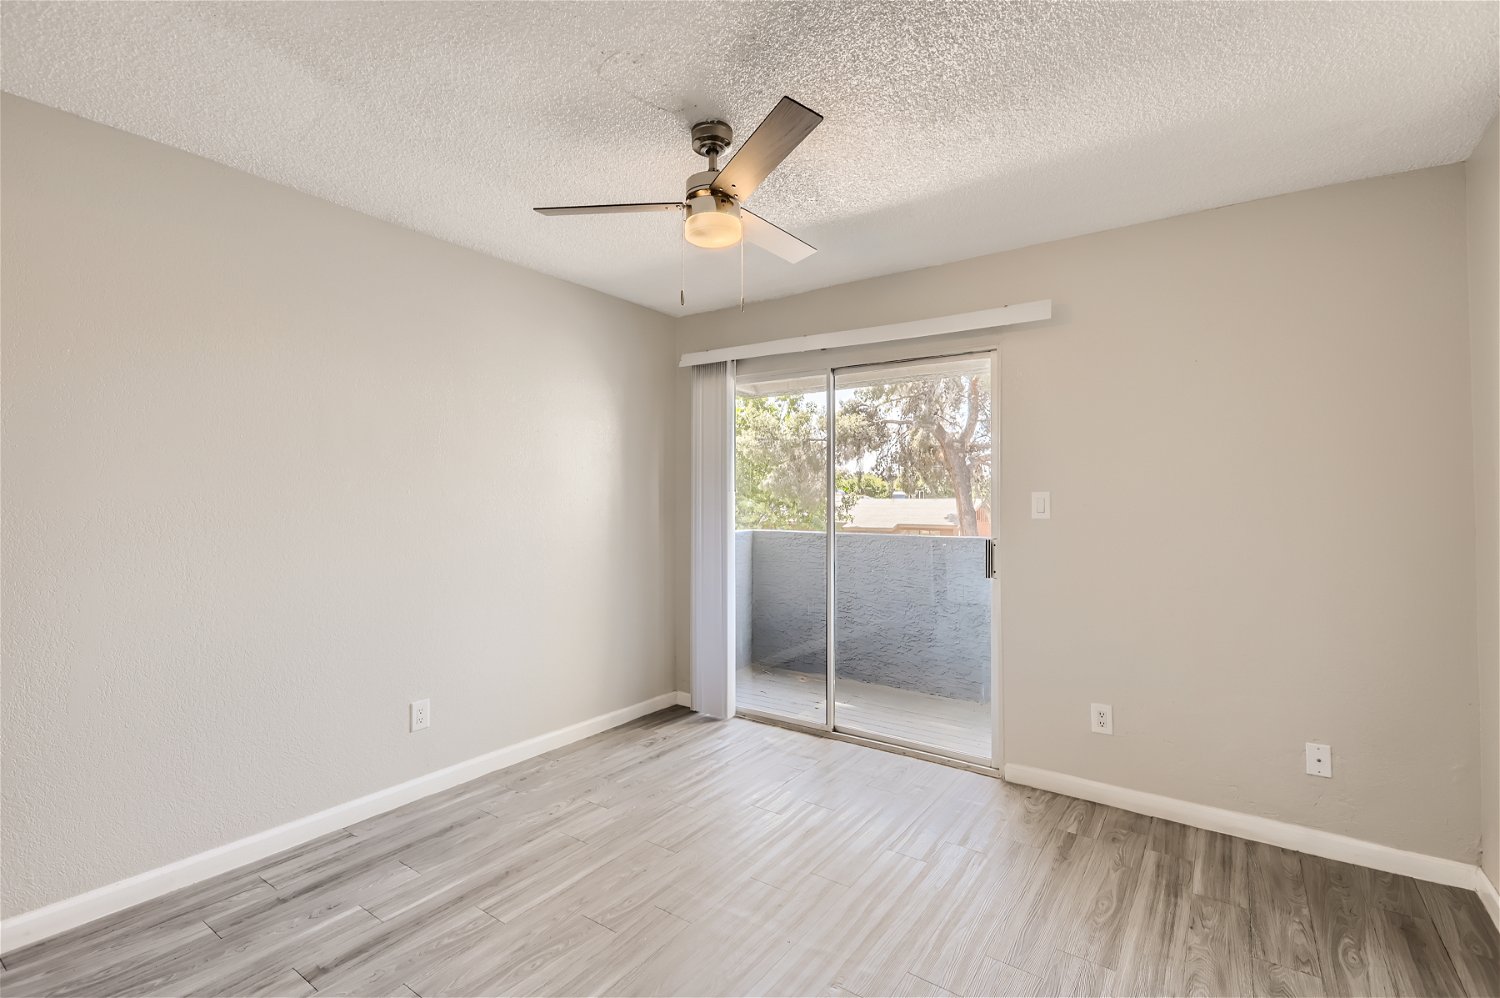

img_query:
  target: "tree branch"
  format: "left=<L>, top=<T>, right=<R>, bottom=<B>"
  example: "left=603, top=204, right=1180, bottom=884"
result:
left=960, top=377, right=980, bottom=446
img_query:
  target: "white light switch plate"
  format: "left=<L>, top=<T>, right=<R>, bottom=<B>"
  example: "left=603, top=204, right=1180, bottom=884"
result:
left=1031, top=492, right=1051, bottom=519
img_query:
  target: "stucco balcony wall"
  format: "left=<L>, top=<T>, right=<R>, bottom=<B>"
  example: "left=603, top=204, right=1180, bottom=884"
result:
left=734, top=529, right=991, bottom=702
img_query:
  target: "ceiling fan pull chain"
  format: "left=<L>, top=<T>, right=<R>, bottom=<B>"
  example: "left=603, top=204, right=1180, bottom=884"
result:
left=680, top=204, right=687, bottom=308
left=739, top=237, right=745, bottom=311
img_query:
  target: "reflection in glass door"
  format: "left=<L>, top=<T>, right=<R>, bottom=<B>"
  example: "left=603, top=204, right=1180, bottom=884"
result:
left=732, top=373, right=830, bottom=727
left=832, top=355, right=994, bottom=762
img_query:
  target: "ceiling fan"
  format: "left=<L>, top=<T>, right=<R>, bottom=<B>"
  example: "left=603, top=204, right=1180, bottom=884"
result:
left=533, top=96, right=823, bottom=267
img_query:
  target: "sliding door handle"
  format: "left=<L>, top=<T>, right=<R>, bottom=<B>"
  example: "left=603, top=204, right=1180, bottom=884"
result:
left=985, top=539, right=997, bottom=579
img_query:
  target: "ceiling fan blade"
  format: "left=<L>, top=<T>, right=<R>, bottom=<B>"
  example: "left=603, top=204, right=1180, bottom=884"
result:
left=534, top=202, right=681, bottom=216
left=711, top=96, right=823, bottom=202
left=742, top=209, right=816, bottom=263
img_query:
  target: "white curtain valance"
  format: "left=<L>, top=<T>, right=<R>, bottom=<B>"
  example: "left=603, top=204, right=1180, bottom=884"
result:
left=679, top=300, right=1051, bottom=369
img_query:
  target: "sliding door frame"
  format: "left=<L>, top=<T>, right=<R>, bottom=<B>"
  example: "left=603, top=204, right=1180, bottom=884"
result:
left=733, top=347, right=1003, bottom=773
left=824, top=369, right=839, bottom=737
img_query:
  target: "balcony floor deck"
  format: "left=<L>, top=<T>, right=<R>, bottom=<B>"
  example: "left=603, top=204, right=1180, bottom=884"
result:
left=736, top=664, right=992, bottom=761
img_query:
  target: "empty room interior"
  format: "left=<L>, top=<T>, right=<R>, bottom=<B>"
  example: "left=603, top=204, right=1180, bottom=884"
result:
left=2, top=2, right=1499, bottom=996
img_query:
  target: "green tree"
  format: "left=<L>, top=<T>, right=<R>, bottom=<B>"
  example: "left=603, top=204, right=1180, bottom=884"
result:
left=835, top=471, right=891, bottom=499
left=835, top=375, right=991, bottom=535
left=734, top=394, right=828, bottom=530
left=735, top=375, right=989, bottom=534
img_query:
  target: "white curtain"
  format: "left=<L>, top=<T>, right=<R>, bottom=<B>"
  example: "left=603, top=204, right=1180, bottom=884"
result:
left=690, top=361, right=735, bottom=719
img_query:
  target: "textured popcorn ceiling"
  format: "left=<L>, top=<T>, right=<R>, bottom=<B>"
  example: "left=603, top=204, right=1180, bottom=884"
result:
left=2, top=1, right=1495, bottom=315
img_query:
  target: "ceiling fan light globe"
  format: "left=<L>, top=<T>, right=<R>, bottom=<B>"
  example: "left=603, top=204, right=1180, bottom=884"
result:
left=684, top=210, right=742, bottom=249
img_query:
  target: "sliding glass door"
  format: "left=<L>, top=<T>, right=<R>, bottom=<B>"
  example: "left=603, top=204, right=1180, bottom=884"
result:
left=733, top=372, right=830, bottom=727
left=733, top=352, right=996, bottom=764
left=832, top=356, right=994, bottom=762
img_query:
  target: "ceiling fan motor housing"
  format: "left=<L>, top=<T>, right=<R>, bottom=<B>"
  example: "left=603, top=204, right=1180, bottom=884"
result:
left=684, top=167, right=725, bottom=197
left=686, top=167, right=738, bottom=220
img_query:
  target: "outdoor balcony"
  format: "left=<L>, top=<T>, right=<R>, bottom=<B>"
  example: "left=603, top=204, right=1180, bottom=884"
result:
left=733, top=528, right=993, bottom=761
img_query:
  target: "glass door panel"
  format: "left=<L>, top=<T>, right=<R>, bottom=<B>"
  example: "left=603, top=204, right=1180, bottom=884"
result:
left=733, top=373, right=830, bottom=727
left=831, top=355, right=994, bottom=761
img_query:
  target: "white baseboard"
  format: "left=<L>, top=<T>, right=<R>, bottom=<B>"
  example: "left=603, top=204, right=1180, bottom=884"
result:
left=675, top=690, right=692, bottom=707
left=1003, top=764, right=1478, bottom=891
left=0, top=691, right=682, bottom=955
left=1476, top=865, right=1500, bottom=934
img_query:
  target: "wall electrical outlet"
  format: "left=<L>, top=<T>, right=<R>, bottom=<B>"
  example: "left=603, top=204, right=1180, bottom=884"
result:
left=1090, top=703, right=1113, bottom=735
left=1305, top=742, right=1331, bottom=778
left=410, top=699, right=431, bottom=732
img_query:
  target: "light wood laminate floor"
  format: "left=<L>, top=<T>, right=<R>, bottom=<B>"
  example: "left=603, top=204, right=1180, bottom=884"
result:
left=3, top=708, right=1496, bottom=998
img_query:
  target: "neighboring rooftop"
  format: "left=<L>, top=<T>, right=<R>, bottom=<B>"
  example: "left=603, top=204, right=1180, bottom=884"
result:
left=843, top=496, right=965, bottom=534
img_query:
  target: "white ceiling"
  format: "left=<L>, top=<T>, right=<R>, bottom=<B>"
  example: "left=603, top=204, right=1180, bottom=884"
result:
left=3, top=2, right=1495, bottom=315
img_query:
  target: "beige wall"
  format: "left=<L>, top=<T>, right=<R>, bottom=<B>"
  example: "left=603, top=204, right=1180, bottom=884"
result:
left=677, top=165, right=1480, bottom=864
left=0, top=96, right=677, bottom=917
left=1469, top=110, right=1500, bottom=891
